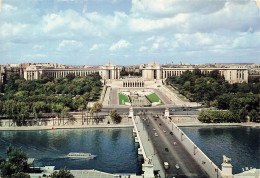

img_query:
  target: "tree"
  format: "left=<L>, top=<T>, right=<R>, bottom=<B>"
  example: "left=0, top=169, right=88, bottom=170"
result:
left=78, top=104, right=85, bottom=125
left=50, top=167, right=74, bottom=178
left=239, top=107, right=248, bottom=121
left=248, top=109, right=259, bottom=122
left=0, top=145, right=31, bottom=178
left=90, top=102, right=102, bottom=117
left=61, top=107, right=70, bottom=125
left=65, top=73, right=75, bottom=82
left=110, top=109, right=122, bottom=124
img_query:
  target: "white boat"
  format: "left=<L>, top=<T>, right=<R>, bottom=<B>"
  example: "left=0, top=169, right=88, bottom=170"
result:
left=67, top=152, right=97, bottom=159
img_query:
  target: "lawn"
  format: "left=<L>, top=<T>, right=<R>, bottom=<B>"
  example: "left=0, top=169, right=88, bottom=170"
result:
left=119, top=93, right=129, bottom=105
left=146, top=93, right=164, bottom=105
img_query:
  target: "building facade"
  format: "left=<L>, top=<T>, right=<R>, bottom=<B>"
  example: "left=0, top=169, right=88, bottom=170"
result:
left=24, top=63, right=121, bottom=81
left=0, top=62, right=248, bottom=84
left=141, top=63, right=248, bottom=83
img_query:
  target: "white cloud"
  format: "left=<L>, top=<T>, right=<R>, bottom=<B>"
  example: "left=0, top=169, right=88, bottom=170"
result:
left=2, top=4, right=17, bottom=11
left=43, top=10, right=102, bottom=37
left=33, top=44, right=44, bottom=49
left=82, top=2, right=87, bottom=14
left=131, top=0, right=226, bottom=18
left=0, top=0, right=259, bottom=64
left=151, top=43, right=159, bottom=50
left=0, top=22, right=27, bottom=38
left=146, top=36, right=155, bottom=42
left=89, top=44, right=104, bottom=51
left=57, top=40, right=83, bottom=51
left=139, top=46, right=147, bottom=52
left=109, top=40, right=131, bottom=51
left=129, top=14, right=188, bottom=32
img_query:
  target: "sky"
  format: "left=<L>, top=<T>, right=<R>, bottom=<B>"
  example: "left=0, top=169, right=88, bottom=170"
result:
left=0, top=0, right=260, bottom=65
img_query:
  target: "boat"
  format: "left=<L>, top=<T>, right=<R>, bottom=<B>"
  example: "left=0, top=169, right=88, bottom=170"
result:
left=67, top=152, right=97, bottom=159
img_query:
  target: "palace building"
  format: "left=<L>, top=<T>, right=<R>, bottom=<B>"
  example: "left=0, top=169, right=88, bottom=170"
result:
left=0, top=62, right=249, bottom=85
left=141, top=63, right=248, bottom=84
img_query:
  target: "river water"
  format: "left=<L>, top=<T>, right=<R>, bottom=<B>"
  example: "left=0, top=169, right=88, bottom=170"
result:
left=0, top=128, right=142, bottom=174
left=181, top=126, right=260, bottom=174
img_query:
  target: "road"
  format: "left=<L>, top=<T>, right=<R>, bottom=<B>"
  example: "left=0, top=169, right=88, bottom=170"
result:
left=140, top=112, right=208, bottom=177
left=101, top=106, right=202, bottom=116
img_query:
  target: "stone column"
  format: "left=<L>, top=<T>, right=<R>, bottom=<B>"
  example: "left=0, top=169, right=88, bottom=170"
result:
left=165, top=108, right=170, bottom=118
left=142, top=157, right=154, bottom=178
left=129, top=107, right=134, bottom=118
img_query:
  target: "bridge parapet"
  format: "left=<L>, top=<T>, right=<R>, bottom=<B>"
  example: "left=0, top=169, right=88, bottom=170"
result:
left=166, top=118, right=224, bottom=177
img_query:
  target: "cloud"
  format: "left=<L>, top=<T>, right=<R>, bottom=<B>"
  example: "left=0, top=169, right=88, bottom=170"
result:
left=2, top=4, right=17, bottom=11
left=151, top=43, right=159, bottom=50
left=139, top=46, right=147, bottom=52
left=0, top=0, right=259, bottom=65
left=82, top=1, right=87, bottom=14
left=131, top=0, right=226, bottom=18
left=109, top=40, right=131, bottom=51
left=33, top=44, right=44, bottom=49
left=43, top=10, right=102, bottom=37
left=89, top=44, right=104, bottom=51
left=0, top=22, right=27, bottom=38
left=57, top=40, right=83, bottom=51
left=129, top=14, right=188, bottom=32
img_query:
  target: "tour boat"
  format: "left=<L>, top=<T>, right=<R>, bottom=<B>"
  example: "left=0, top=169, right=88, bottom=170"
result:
left=67, top=152, right=97, bottom=159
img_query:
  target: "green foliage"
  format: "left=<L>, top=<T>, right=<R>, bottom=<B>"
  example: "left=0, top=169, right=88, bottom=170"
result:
left=90, top=102, right=102, bottom=116
left=146, top=93, right=161, bottom=102
left=110, top=109, right=122, bottom=124
left=0, top=73, right=102, bottom=124
left=167, top=69, right=260, bottom=122
left=198, top=110, right=238, bottom=123
left=50, top=167, right=74, bottom=178
left=0, top=145, right=31, bottom=178
left=119, top=93, right=129, bottom=105
left=146, top=93, right=164, bottom=105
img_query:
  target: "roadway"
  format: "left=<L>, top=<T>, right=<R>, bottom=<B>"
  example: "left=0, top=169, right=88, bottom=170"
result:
left=140, top=112, right=208, bottom=178
left=100, top=106, right=201, bottom=116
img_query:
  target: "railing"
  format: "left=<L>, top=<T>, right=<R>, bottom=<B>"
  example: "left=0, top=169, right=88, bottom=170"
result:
left=166, top=118, right=223, bottom=178
left=132, top=116, right=147, bottom=159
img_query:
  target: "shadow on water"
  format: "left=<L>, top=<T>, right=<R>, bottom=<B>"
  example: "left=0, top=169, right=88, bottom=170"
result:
left=181, top=126, right=260, bottom=174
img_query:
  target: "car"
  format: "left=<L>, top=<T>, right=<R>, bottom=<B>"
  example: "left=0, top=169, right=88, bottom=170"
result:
left=165, top=148, right=169, bottom=152
left=164, top=162, right=169, bottom=169
left=170, top=132, right=173, bottom=135
left=154, top=133, right=158, bottom=137
left=154, top=115, right=159, bottom=118
left=163, top=130, right=166, bottom=133
left=153, top=128, right=156, bottom=131
left=175, top=164, right=180, bottom=169
left=154, top=118, right=157, bottom=121
left=159, top=123, right=162, bottom=126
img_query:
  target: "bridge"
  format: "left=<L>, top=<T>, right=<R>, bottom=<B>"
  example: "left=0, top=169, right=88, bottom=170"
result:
left=132, top=109, right=225, bottom=178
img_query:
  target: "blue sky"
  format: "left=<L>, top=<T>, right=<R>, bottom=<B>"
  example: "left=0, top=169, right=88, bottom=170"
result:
left=0, top=0, right=259, bottom=65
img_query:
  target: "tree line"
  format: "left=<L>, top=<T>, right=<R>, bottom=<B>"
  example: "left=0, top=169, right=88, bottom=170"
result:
left=0, top=73, right=102, bottom=125
left=166, top=69, right=260, bottom=122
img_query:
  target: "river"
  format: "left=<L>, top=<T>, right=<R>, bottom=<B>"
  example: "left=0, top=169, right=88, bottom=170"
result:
left=181, top=126, right=260, bottom=174
left=0, top=128, right=142, bottom=174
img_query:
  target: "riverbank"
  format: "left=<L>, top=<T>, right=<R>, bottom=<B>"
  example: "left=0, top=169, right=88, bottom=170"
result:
left=0, top=117, right=134, bottom=131
left=176, top=122, right=260, bottom=127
